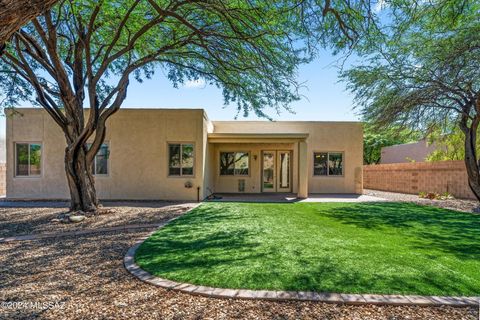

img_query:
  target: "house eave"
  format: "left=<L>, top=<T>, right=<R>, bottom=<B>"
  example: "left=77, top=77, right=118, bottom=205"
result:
left=207, top=133, right=309, bottom=144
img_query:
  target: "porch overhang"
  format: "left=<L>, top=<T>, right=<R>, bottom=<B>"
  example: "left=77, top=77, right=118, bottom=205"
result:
left=207, top=133, right=309, bottom=144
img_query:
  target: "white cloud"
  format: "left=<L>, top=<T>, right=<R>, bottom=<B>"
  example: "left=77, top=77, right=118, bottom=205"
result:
left=184, top=79, right=205, bottom=89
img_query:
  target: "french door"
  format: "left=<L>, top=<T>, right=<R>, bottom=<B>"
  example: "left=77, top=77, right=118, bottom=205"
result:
left=262, top=151, right=292, bottom=192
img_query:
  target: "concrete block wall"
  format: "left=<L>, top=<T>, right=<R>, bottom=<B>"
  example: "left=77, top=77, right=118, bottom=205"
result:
left=363, top=160, right=475, bottom=200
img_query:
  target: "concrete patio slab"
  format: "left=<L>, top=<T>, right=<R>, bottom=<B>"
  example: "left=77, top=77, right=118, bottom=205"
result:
left=297, top=194, right=387, bottom=202
left=207, top=193, right=386, bottom=203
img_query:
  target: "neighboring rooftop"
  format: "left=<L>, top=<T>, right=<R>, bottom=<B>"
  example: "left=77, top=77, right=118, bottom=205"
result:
left=381, top=139, right=438, bottom=164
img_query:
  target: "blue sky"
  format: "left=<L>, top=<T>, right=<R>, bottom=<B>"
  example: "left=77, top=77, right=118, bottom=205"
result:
left=0, top=49, right=359, bottom=138
left=123, top=49, right=359, bottom=121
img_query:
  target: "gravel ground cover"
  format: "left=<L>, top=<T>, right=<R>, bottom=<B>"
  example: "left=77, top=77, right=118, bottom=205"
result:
left=0, top=230, right=477, bottom=320
left=364, top=189, right=479, bottom=212
left=0, top=201, right=197, bottom=237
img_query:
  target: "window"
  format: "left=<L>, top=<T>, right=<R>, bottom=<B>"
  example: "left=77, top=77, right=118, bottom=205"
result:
left=328, top=152, right=343, bottom=175
left=169, top=143, right=194, bottom=176
left=220, top=152, right=249, bottom=176
left=91, top=143, right=109, bottom=175
left=15, top=143, right=42, bottom=176
left=313, top=152, right=343, bottom=176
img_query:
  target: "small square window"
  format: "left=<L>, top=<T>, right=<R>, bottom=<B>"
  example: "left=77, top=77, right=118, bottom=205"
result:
left=15, top=143, right=42, bottom=177
left=169, top=143, right=194, bottom=176
left=313, top=152, right=343, bottom=176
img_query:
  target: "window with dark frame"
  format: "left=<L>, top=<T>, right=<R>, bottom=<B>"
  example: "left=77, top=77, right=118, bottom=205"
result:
left=313, top=152, right=343, bottom=176
left=87, top=143, right=109, bottom=175
left=15, top=143, right=42, bottom=177
left=94, top=144, right=109, bottom=175
left=220, top=152, right=249, bottom=176
left=169, top=143, right=194, bottom=176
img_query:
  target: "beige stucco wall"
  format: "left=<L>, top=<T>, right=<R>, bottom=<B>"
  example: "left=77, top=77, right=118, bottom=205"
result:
left=6, top=108, right=208, bottom=200
left=201, top=113, right=215, bottom=198
left=211, top=121, right=363, bottom=194
left=381, top=139, right=438, bottom=164
left=6, top=109, right=363, bottom=200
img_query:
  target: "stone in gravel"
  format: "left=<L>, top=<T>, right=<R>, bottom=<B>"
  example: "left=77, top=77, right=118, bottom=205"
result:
left=364, top=189, right=479, bottom=213
left=57, top=213, right=68, bottom=219
left=115, top=302, right=128, bottom=307
left=50, top=218, right=61, bottom=223
left=69, top=215, right=86, bottom=223
left=98, top=208, right=116, bottom=215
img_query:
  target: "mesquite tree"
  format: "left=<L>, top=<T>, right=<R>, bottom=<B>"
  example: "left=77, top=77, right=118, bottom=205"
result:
left=0, top=0, right=375, bottom=211
left=342, top=1, right=480, bottom=200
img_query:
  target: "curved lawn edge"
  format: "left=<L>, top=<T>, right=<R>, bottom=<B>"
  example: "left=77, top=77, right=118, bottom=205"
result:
left=124, top=232, right=480, bottom=307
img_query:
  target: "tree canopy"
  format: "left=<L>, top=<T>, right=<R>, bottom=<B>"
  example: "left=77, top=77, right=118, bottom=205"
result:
left=0, top=0, right=379, bottom=210
left=363, top=124, right=419, bottom=164
left=342, top=0, right=480, bottom=199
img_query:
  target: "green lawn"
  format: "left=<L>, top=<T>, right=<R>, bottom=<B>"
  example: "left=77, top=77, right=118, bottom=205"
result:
left=135, top=202, right=480, bottom=296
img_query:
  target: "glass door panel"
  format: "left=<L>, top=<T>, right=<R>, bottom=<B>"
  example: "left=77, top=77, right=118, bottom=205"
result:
left=262, top=151, right=275, bottom=192
left=278, top=151, right=291, bottom=192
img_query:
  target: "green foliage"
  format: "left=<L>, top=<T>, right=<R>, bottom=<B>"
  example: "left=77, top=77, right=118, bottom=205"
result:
left=0, top=0, right=378, bottom=119
left=418, top=191, right=454, bottom=200
left=136, top=202, right=480, bottom=295
left=342, top=1, right=480, bottom=133
left=1, top=0, right=306, bottom=117
left=426, top=125, right=480, bottom=161
left=363, top=124, right=418, bottom=164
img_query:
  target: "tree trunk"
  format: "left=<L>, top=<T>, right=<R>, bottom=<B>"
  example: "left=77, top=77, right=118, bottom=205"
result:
left=0, top=0, right=58, bottom=53
left=65, top=144, right=98, bottom=212
left=461, top=117, right=480, bottom=202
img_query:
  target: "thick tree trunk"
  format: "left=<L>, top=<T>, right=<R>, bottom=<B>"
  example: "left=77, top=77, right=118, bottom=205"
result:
left=461, top=116, right=480, bottom=202
left=65, top=144, right=98, bottom=212
left=0, top=0, right=58, bottom=53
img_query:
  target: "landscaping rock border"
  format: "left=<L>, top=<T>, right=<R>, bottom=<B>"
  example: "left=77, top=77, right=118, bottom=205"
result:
left=124, top=234, right=480, bottom=307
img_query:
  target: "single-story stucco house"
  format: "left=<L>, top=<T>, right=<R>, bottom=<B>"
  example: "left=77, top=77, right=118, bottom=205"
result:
left=6, top=108, right=363, bottom=201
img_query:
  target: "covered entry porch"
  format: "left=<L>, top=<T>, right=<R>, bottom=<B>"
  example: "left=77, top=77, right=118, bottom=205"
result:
left=207, top=133, right=309, bottom=198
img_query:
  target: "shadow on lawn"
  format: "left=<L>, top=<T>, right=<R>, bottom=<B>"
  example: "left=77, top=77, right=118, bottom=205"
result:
left=284, top=255, right=480, bottom=295
left=136, top=205, right=264, bottom=274
left=136, top=203, right=480, bottom=295
left=324, top=202, right=480, bottom=260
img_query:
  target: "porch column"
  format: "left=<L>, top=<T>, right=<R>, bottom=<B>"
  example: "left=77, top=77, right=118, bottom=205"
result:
left=297, top=141, right=308, bottom=198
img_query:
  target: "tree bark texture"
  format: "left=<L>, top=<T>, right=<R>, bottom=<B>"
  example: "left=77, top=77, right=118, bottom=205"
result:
left=460, top=101, right=480, bottom=202
left=65, top=144, right=98, bottom=212
left=0, top=0, right=57, bottom=53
